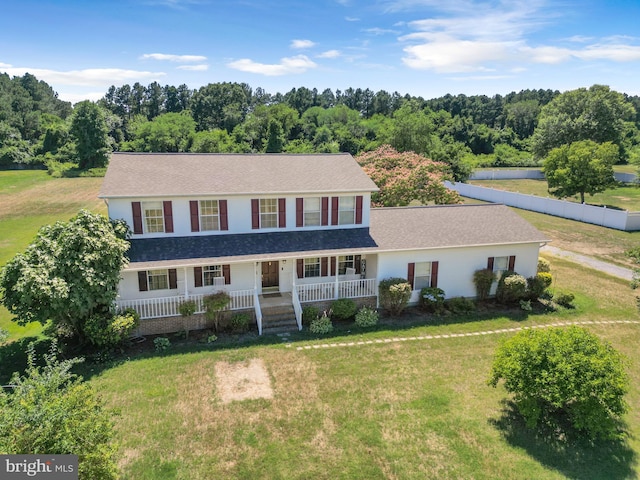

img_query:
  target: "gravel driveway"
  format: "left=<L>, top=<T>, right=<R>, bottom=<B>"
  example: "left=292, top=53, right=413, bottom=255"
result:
left=541, top=245, right=633, bottom=281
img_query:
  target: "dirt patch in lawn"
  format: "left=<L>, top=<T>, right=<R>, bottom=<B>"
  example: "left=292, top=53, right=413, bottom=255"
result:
left=215, top=358, right=273, bottom=403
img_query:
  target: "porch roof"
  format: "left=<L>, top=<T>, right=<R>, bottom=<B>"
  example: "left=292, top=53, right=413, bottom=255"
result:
left=125, top=227, right=379, bottom=270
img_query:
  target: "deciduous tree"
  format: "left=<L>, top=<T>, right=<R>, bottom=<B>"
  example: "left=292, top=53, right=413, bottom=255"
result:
left=69, top=101, right=111, bottom=169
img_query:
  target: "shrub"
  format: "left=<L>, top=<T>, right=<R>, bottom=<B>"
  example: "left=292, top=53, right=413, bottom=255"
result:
left=354, top=307, right=379, bottom=328
left=519, top=299, right=532, bottom=311
left=302, top=305, right=319, bottom=325
left=537, top=258, right=551, bottom=273
left=419, top=287, right=446, bottom=313
left=331, top=298, right=357, bottom=320
left=207, top=334, right=218, bottom=344
left=554, top=292, right=575, bottom=308
left=473, top=268, right=496, bottom=301
left=203, top=291, right=231, bottom=332
left=0, top=343, right=118, bottom=479
left=527, top=272, right=553, bottom=299
left=489, top=327, right=629, bottom=439
left=230, top=313, right=250, bottom=333
left=178, top=300, right=198, bottom=317
left=445, top=296, right=476, bottom=314
left=154, top=337, right=171, bottom=352
left=309, top=313, right=333, bottom=334
left=378, top=278, right=412, bottom=316
left=84, top=312, right=138, bottom=348
left=0, top=328, right=8, bottom=345
left=496, top=272, right=528, bottom=304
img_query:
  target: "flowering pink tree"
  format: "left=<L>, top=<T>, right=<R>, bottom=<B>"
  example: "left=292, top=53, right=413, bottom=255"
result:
left=357, top=145, right=461, bottom=207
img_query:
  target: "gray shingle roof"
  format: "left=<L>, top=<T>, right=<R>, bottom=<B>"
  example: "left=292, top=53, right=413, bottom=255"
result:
left=125, top=204, right=549, bottom=270
left=99, top=152, right=379, bottom=198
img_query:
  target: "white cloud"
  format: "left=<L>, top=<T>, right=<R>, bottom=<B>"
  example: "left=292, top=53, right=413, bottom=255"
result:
left=345, top=16, right=360, bottom=22
left=291, top=39, right=316, bottom=49
left=177, top=64, right=209, bottom=71
left=227, top=55, right=317, bottom=76
left=0, top=64, right=165, bottom=86
left=363, top=27, right=400, bottom=36
left=141, top=53, right=207, bottom=62
left=317, top=50, right=342, bottom=58
left=57, top=91, right=106, bottom=103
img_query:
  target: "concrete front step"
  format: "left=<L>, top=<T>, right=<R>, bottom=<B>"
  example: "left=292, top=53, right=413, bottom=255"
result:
left=262, top=322, right=299, bottom=335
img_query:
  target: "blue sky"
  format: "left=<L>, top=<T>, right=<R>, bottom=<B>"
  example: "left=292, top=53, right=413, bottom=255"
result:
left=3, top=0, right=640, bottom=103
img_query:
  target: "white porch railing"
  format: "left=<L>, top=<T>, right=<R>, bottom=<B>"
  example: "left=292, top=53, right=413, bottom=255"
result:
left=292, top=287, right=303, bottom=331
left=115, top=289, right=256, bottom=320
left=296, top=278, right=376, bottom=303
left=254, top=290, right=262, bottom=335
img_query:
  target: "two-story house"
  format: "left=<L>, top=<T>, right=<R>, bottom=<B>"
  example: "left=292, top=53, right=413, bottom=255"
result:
left=99, top=152, right=549, bottom=335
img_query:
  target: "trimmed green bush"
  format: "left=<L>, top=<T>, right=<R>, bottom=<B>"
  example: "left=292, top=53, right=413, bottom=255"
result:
left=473, top=268, right=496, bottom=301
left=537, top=258, right=551, bottom=273
left=419, top=287, right=445, bottom=313
left=554, top=292, right=575, bottom=308
left=302, top=305, right=319, bottom=325
left=496, top=272, right=528, bottom=305
left=354, top=307, right=379, bottom=328
left=310, top=314, right=333, bottom=335
left=84, top=312, right=138, bottom=348
left=527, top=272, right=553, bottom=299
left=379, top=278, right=412, bottom=316
left=154, top=337, right=171, bottom=352
left=445, top=296, right=476, bottom=314
left=331, top=298, right=357, bottom=320
left=178, top=300, right=198, bottom=317
left=230, top=313, right=250, bottom=333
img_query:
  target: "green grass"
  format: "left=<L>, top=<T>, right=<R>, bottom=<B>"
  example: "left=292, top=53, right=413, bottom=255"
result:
left=0, top=170, right=105, bottom=342
left=81, top=257, right=640, bottom=479
left=469, top=178, right=640, bottom=211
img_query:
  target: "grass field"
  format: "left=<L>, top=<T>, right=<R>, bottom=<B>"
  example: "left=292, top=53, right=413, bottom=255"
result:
left=469, top=178, right=640, bottom=212
left=85, top=257, right=640, bottom=479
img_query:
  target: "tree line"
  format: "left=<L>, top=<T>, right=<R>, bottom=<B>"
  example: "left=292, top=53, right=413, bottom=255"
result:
left=1, top=73, right=639, bottom=183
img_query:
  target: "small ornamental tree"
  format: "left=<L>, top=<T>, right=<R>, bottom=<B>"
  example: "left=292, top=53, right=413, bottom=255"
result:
left=473, top=268, right=496, bottom=301
left=378, top=278, right=412, bottom=316
left=0, top=210, right=129, bottom=342
left=489, top=327, right=629, bottom=439
left=356, top=145, right=461, bottom=207
left=0, top=343, right=118, bottom=479
left=203, top=291, right=231, bottom=333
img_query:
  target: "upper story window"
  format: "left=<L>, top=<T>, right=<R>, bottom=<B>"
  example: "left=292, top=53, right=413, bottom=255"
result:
left=143, top=202, right=164, bottom=233
left=304, top=197, right=321, bottom=226
left=260, top=199, right=278, bottom=228
left=338, top=196, right=355, bottom=225
left=200, top=200, right=220, bottom=231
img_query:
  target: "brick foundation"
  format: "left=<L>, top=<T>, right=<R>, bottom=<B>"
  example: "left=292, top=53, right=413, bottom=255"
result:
left=134, top=309, right=255, bottom=336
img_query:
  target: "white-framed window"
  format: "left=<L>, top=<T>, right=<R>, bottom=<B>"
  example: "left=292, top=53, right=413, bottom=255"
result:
left=304, top=257, right=321, bottom=278
left=148, top=269, right=169, bottom=290
left=414, top=262, right=432, bottom=290
left=338, top=255, right=355, bottom=275
left=260, top=198, right=278, bottom=228
left=203, top=265, right=223, bottom=286
left=143, top=201, right=164, bottom=233
left=199, top=200, right=220, bottom=231
left=304, top=197, right=321, bottom=226
left=338, top=196, right=356, bottom=225
left=493, top=256, right=509, bottom=275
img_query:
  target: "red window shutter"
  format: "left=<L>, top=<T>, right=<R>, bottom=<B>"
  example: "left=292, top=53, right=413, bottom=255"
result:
left=487, top=257, right=495, bottom=271
left=296, top=198, right=304, bottom=227
left=223, top=264, right=231, bottom=285
left=321, top=257, right=328, bottom=276
left=321, top=197, right=329, bottom=225
left=430, top=261, right=439, bottom=288
left=297, top=259, right=304, bottom=279
left=190, top=201, right=200, bottom=232
left=251, top=199, right=260, bottom=229
left=407, top=263, right=415, bottom=289
left=219, top=200, right=229, bottom=231
left=278, top=198, right=286, bottom=228
left=194, top=266, right=203, bottom=287
left=354, top=255, right=362, bottom=274
left=330, top=257, right=336, bottom=276
left=137, top=271, right=148, bottom=291
left=508, top=255, right=516, bottom=271
left=132, top=202, right=143, bottom=234
left=168, top=269, right=178, bottom=289
left=163, top=201, right=174, bottom=233
left=355, top=195, right=363, bottom=224
left=331, top=197, right=339, bottom=225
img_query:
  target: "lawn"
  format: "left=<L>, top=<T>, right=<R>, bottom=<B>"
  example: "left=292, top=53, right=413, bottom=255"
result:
left=84, top=256, right=640, bottom=479
left=0, top=170, right=106, bottom=340
left=468, top=178, right=640, bottom=212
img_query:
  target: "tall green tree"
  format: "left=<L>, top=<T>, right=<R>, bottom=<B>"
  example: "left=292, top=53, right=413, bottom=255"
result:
left=543, top=140, right=618, bottom=204
left=0, top=210, right=129, bottom=341
left=70, top=101, right=111, bottom=169
left=265, top=119, right=285, bottom=153
left=531, top=85, right=636, bottom=161
left=124, top=112, right=195, bottom=152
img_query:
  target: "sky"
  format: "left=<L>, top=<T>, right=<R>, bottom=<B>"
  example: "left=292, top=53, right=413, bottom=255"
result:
left=2, top=0, right=640, bottom=104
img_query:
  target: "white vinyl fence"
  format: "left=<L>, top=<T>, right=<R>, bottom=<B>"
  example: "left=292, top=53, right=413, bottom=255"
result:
left=470, top=169, right=636, bottom=183
left=447, top=181, right=640, bottom=231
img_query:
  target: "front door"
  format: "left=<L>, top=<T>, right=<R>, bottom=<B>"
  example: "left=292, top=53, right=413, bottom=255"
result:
left=261, top=261, right=279, bottom=290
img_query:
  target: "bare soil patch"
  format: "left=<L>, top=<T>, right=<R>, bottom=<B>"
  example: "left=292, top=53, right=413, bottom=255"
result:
left=214, top=358, right=273, bottom=403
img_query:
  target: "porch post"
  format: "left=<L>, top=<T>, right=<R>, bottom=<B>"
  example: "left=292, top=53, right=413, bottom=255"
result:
left=334, top=257, right=339, bottom=299
left=183, top=267, right=189, bottom=299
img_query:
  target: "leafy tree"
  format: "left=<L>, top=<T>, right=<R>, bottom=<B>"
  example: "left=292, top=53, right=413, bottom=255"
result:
left=0, top=343, right=118, bottom=479
left=489, top=327, right=629, bottom=439
left=543, top=140, right=618, bottom=204
left=265, top=119, right=285, bottom=153
left=531, top=85, right=636, bottom=161
left=124, top=112, right=195, bottom=152
left=191, top=82, right=252, bottom=132
left=357, top=145, right=460, bottom=206
left=191, top=129, right=237, bottom=153
left=0, top=210, right=129, bottom=341
left=69, top=101, right=111, bottom=169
